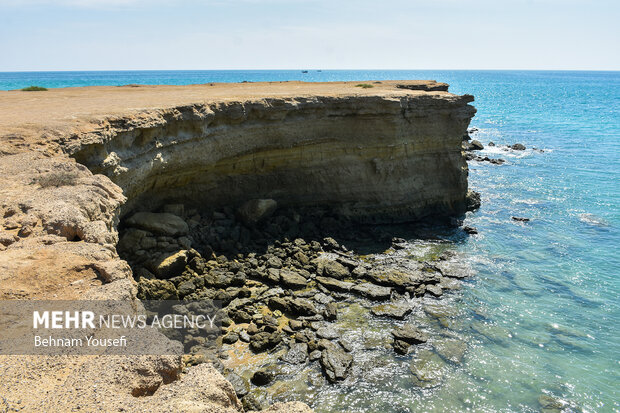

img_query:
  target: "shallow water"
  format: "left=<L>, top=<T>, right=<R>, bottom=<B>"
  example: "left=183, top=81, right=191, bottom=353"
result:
left=4, top=70, right=618, bottom=412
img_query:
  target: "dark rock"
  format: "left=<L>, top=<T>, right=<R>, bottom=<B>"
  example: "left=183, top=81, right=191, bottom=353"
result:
left=352, top=283, right=392, bottom=300
left=223, top=332, right=239, bottom=344
left=463, top=226, right=477, bottom=235
left=249, top=331, right=279, bottom=353
left=177, top=280, right=196, bottom=297
left=393, top=339, right=411, bottom=355
left=512, top=216, right=530, bottom=222
left=324, top=302, right=338, bottom=321
left=226, top=372, right=249, bottom=397
left=281, top=342, right=308, bottom=364
left=251, top=369, right=274, bottom=386
left=294, top=329, right=316, bottom=343
left=288, top=298, right=318, bottom=316
left=470, top=140, right=484, bottom=150
left=511, top=143, right=526, bottom=150
left=371, top=302, right=413, bottom=319
left=237, top=199, right=277, bottom=226
left=266, top=256, right=283, bottom=269
left=488, top=141, right=495, bottom=146
left=126, top=212, right=189, bottom=237
left=322, top=237, right=340, bottom=251
left=320, top=341, right=353, bottom=383
left=392, top=324, right=429, bottom=344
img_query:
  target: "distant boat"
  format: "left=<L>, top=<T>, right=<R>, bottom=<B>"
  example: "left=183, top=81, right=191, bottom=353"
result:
left=301, top=70, right=308, bottom=73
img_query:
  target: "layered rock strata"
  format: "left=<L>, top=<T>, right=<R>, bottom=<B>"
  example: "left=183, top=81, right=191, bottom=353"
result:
left=0, top=80, right=475, bottom=412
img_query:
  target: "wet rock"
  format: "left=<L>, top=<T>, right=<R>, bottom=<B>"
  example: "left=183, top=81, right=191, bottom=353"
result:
left=512, top=216, right=530, bottom=222
left=226, top=372, right=249, bottom=397
left=538, top=394, right=567, bottom=411
left=316, top=326, right=339, bottom=340
left=465, top=190, right=481, bottom=211
left=319, top=341, right=353, bottom=383
left=367, top=268, right=438, bottom=290
left=279, top=268, right=308, bottom=289
left=393, top=339, right=411, bottom=355
left=462, top=226, right=477, bottom=235
left=242, top=394, right=263, bottom=411
left=126, top=212, right=189, bottom=236
left=281, top=342, right=308, bottom=364
left=470, top=140, right=484, bottom=150
left=237, top=199, right=277, bottom=226
left=434, top=338, right=467, bottom=364
left=251, top=369, right=274, bottom=386
left=392, top=324, right=429, bottom=344
left=149, top=250, right=188, bottom=279
left=324, top=302, right=338, bottom=321
left=352, top=283, right=392, bottom=300
left=316, top=276, right=353, bottom=292
left=409, top=349, right=446, bottom=388
left=371, top=302, right=413, bottom=319
left=511, top=143, right=526, bottom=150
left=488, top=141, right=495, bottom=146
left=426, top=284, right=443, bottom=297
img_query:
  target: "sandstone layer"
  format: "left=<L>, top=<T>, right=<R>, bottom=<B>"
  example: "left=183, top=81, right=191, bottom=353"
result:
left=0, top=80, right=475, bottom=412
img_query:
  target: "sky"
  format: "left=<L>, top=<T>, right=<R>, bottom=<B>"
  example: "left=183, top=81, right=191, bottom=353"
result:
left=0, top=0, right=618, bottom=71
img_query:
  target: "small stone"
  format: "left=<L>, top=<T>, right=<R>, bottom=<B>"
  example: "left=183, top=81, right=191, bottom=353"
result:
left=309, top=350, right=322, bottom=361
left=223, top=333, right=239, bottom=344
left=289, top=319, right=303, bottom=330
left=393, top=339, right=411, bottom=355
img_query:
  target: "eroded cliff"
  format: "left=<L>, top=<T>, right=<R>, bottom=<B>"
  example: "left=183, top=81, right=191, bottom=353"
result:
left=0, top=80, right=475, bottom=412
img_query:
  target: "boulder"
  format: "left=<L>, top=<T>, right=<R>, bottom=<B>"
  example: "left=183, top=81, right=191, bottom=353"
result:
left=237, top=199, right=277, bottom=226
left=149, top=250, right=189, bottom=279
left=125, top=212, right=189, bottom=236
left=470, top=140, right=484, bottom=150
left=321, top=260, right=350, bottom=279
left=316, top=326, right=339, bottom=340
left=319, top=341, right=352, bottom=383
left=280, top=269, right=308, bottom=289
left=251, top=369, right=274, bottom=386
left=352, top=283, right=392, bottom=300
left=511, top=143, right=526, bottom=150
left=281, top=342, right=308, bottom=364
left=324, top=302, right=338, bottom=321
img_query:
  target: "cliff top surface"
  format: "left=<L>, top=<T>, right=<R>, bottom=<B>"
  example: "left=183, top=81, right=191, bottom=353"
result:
left=0, top=80, right=457, bottom=154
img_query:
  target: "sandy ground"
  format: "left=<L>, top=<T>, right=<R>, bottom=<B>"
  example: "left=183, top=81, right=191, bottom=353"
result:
left=0, top=80, right=449, bottom=154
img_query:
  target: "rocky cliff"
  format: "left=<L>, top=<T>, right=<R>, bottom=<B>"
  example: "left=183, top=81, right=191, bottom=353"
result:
left=0, top=80, right=475, bottom=412
left=64, top=82, right=475, bottom=220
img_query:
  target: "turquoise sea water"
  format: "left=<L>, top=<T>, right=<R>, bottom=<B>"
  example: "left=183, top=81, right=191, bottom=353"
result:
left=2, top=70, right=618, bottom=412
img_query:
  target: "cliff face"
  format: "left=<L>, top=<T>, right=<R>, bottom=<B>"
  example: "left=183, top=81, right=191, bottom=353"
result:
left=0, top=80, right=474, bottom=412
left=65, top=84, right=475, bottom=220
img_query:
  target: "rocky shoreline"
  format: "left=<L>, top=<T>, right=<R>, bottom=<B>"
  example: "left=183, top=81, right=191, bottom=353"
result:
left=117, top=198, right=477, bottom=409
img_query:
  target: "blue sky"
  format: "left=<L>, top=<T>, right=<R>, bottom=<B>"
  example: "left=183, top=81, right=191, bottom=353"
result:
left=0, top=0, right=618, bottom=71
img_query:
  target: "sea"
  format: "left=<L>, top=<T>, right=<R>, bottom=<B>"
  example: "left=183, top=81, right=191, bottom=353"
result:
left=1, top=70, right=618, bottom=412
